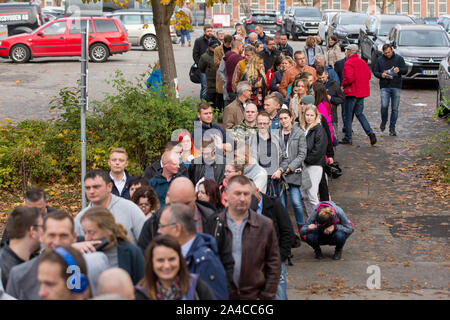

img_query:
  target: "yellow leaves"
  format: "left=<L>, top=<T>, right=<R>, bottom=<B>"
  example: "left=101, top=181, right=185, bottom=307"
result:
left=16, top=80, right=20, bottom=84
left=403, top=262, right=411, bottom=267
left=398, top=168, right=407, bottom=171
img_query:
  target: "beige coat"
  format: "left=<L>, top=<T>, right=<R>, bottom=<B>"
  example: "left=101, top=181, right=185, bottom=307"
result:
left=223, top=98, right=245, bottom=129
left=327, top=44, right=344, bottom=68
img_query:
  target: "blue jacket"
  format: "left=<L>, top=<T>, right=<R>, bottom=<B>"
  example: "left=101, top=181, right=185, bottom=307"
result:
left=146, top=68, right=162, bottom=92
left=110, top=169, right=131, bottom=200
left=149, top=172, right=184, bottom=207
left=325, top=65, right=340, bottom=85
left=278, top=43, right=293, bottom=56
left=185, top=233, right=229, bottom=300
left=300, top=201, right=354, bottom=236
left=117, top=239, right=145, bottom=285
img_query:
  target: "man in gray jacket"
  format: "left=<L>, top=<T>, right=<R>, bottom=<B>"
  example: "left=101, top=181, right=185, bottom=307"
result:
left=74, top=170, right=146, bottom=243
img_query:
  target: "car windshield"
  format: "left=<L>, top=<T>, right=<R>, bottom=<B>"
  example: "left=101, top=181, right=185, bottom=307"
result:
left=252, top=14, right=277, bottom=23
left=295, top=9, right=321, bottom=17
left=398, top=30, right=450, bottom=47
left=339, top=15, right=368, bottom=25
left=378, top=19, right=413, bottom=35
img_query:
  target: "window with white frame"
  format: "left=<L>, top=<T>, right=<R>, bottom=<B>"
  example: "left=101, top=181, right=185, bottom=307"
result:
left=413, top=0, right=420, bottom=15
left=387, top=1, right=396, bottom=13
left=224, top=4, right=232, bottom=14
left=438, top=0, right=446, bottom=14
left=251, top=0, right=259, bottom=10
left=361, top=0, right=369, bottom=13
left=266, top=0, right=275, bottom=10
left=321, top=0, right=329, bottom=10
left=293, top=0, right=303, bottom=6
left=401, top=0, right=410, bottom=14
left=213, top=4, right=221, bottom=14
left=427, top=0, right=435, bottom=16
left=332, top=0, right=340, bottom=10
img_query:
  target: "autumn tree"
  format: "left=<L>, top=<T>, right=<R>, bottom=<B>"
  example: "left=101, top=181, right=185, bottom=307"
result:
left=348, top=0, right=357, bottom=12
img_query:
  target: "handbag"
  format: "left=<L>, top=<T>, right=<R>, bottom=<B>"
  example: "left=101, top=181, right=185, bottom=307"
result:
left=324, top=161, right=343, bottom=179
left=189, top=63, right=202, bottom=84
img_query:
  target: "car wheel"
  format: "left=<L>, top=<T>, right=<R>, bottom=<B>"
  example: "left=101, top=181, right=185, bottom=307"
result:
left=89, top=43, right=109, bottom=63
left=142, top=34, right=158, bottom=51
left=10, top=44, right=31, bottom=63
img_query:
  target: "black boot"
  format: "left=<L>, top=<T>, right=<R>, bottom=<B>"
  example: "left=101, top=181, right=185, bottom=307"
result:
left=333, top=248, right=343, bottom=260
left=314, top=247, right=324, bottom=260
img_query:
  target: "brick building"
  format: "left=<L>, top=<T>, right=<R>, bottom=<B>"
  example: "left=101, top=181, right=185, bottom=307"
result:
left=206, top=0, right=450, bottom=25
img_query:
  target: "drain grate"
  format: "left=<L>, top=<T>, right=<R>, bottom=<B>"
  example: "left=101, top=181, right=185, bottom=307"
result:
left=386, top=215, right=450, bottom=238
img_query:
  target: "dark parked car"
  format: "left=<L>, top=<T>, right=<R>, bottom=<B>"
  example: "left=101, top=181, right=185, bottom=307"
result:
left=0, top=2, right=45, bottom=36
left=327, top=12, right=368, bottom=50
left=359, top=14, right=415, bottom=70
left=437, top=15, right=450, bottom=34
left=244, top=10, right=282, bottom=38
left=437, top=54, right=450, bottom=115
left=388, top=24, right=450, bottom=80
left=318, top=9, right=347, bottom=42
left=284, top=6, right=322, bottom=41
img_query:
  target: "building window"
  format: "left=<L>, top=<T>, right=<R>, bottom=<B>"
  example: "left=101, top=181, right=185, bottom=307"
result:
left=292, top=0, right=304, bottom=6
left=386, top=1, right=396, bottom=13
left=332, top=0, right=340, bottom=10
left=321, top=0, right=329, bottom=10
left=361, top=0, right=369, bottom=13
left=439, top=0, right=447, bottom=14
left=213, top=4, right=221, bottom=14
left=251, top=0, right=259, bottom=10
left=413, top=0, right=420, bottom=15
left=224, top=4, right=232, bottom=14
left=427, top=0, right=435, bottom=16
left=401, top=0, right=410, bottom=14
left=266, top=0, right=274, bottom=10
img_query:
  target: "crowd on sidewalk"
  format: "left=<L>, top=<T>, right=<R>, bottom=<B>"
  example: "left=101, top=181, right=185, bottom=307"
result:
left=1, top=18, right=410, bottom=301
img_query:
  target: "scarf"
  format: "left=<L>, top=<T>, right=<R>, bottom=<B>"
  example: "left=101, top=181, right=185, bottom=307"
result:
left=156, top=276, right=182, bottom=300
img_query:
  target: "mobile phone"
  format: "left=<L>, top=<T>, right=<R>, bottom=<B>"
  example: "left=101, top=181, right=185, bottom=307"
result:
left=93, top=237, right=109, bottom=251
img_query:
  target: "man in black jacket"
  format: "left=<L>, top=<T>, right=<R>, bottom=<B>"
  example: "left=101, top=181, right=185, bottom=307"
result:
left=137, top=177, right=234, bottom=285
left=143, top=141, right=187, bottom=181
left=193, top=24, right=217, bottom=101
left=250, top=182, right=294, bottom=300
left=316, top=66, right=345, bottom=135
left=373, top=44, right=407, bottom=136
left=260, top=37, right=280, bottom=72
left=108, top=148, right=131, bottom=200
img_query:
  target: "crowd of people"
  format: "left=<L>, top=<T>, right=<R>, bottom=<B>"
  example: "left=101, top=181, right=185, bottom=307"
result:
left=0, top=19, right=411, bottom=301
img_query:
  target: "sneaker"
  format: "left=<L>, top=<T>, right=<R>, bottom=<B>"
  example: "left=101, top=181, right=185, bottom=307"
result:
left=181, top=43, right=185, bottom=47
left=333, top=249, right=343, bottom=260
left=339, top=139, right=352, bottom=145
left=342, top=127, right=346, bottom=133
left=380, top=122, right=386, bottom=132
left=369, top=132, right=377, bottom=145
left=389, top=129, right=397, bottom=136
left=314, top=248, right=324, bottom=260
left=188, top=40, right=191, bottom=47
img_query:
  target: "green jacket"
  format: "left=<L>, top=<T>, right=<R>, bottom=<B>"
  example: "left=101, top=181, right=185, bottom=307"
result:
left=232, top=120, right=258, bottom=145
left=198, top=49, right=217, bottom=93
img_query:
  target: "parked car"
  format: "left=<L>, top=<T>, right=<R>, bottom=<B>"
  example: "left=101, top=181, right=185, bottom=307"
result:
left=420, top=16, right=439, bottom=24
left=437, top=15, right=450, bottom=34
left=284, top=6, right=322, bottom=41
left=437, top=53, right=450, bottom=115
left=0, top=16, right=130, bottom=63
left=0, top=2, right=45, bottom=36
left=388, top=24, right=450, bottom=80
left=243, top=10, right=282, bottom=37
left=318, top=9, right=347, bottom=42
left=359, top=14, right=415, bottom=70
left=327, top=12, right=368, bottom=50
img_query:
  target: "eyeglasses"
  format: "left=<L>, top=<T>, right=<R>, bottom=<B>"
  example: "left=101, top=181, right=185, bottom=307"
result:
left=158, top=223, right=176, bottom=229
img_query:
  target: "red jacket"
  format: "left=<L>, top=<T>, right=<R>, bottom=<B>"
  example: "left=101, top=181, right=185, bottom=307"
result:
left=342, top=53, right=371, bottom=98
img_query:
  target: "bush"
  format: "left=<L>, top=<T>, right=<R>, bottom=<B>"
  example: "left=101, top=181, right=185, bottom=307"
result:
left=0, top=69, right=199, bottom=190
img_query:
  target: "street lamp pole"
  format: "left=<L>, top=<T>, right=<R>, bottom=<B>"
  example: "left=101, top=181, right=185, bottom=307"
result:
left=80, top=19, right=88, bottom=209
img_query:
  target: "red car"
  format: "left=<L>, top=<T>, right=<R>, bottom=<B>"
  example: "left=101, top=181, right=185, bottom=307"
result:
left=0, top=16, right=130, bottom=63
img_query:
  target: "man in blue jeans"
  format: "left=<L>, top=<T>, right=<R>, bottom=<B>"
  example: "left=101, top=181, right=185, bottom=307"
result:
left=373, top=43, right=407, bottom=136
left=340, top=44, right=376, bottom=145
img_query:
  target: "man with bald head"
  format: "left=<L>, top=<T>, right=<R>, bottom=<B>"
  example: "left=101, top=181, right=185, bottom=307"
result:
left=96, top=268, right=135, bottom=300
left=137, top=177, right=234, bottom=284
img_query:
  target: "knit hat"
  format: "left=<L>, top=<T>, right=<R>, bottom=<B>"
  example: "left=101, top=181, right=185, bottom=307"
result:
left=300, top=95, right=315, bottom=105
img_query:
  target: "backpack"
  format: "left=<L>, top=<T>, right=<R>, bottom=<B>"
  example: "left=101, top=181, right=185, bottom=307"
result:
left=189, top=63, right=202, bottom=84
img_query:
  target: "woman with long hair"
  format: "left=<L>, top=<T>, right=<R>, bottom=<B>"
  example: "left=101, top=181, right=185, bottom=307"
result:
left=288, top=78, right=310, bottom=120
left=197, top=179, right=224, bottom=211
left=299, top=105, right=328, bottom=217
left=270, top=56, right=294, bottom=92
left=327, top=35, right=344, bottom=68
left=303, top=36, right=324, bottom=67
left=272, top=109, right=308, bottom=231
left=135, top=234, right=216, bottom=300
left=177, top=131, right=199, bottom=168
left=266, top=55, right=282, bottom=92
left=312, top=82, right=334, bottom=144
left=241, top=54, right=267, bottom=111
left=131, top=186, right=160, bottom=219
left=235, top=24, right=247, bottom=42
left=80, top=207, right=145, bottom=284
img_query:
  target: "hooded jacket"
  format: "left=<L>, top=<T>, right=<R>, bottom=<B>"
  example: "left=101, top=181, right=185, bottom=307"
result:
left=300, top=201, right=354, bottom=236
left=185, top=233, right=229, bottom=300
left=198, top=49, right=217, bottom=93
left=224, top=50, right=244, bottom=93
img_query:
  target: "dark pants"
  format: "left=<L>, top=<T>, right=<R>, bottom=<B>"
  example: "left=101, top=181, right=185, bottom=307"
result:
left=318, top=169, right=329, bottom=201
left=215, top=93, right=224, bottom=114
left=306, top=229, right=348, bottom=251
left=207, top=92, right=217, bottom=110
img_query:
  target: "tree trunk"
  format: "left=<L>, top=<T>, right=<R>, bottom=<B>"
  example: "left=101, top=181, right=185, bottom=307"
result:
left=349, top=0, right=357, bottom=12
left=151, top=0, right=177, bottom=88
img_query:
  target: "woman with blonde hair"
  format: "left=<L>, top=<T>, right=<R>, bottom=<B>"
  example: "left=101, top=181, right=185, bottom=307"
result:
left=241, top=53, right=267, bottom=110
left=288, top=78, right=310, bottom=119
left=303, top=35, right=324, bottom=67
left=299, top=105, right=328, bottom=217
left=235, top=24, right=246, bottom=42
left=80, top=207, right=145, bottom=284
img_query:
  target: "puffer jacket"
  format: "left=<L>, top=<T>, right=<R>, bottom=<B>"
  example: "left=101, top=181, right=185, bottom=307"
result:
left=342, top=53, right=371, bottom=98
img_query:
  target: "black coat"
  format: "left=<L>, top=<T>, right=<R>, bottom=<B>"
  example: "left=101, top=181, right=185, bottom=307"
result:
left=373, top=52, right=407, bottom=89
left=193, top=35, right=218, bottom=65
left=137, top=200, right=234, bottom=284
left=261, top=49, right=281, bottom=73
left=110, top=169, right=131, bottom=200
left=188, top=158, right=225, bottom=186
left=324, top=78, right=345, bottom=107
left=270, top=69, right=284, bottom=92
left=320, top=115, right=334, bottom=159
left=304, top=124, right=328, bottom=166
left=144, top=160, right=188, bottom=181
left=250, top=194, right=294, bottom=262
left=333, top=57, right=347, bottom=84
